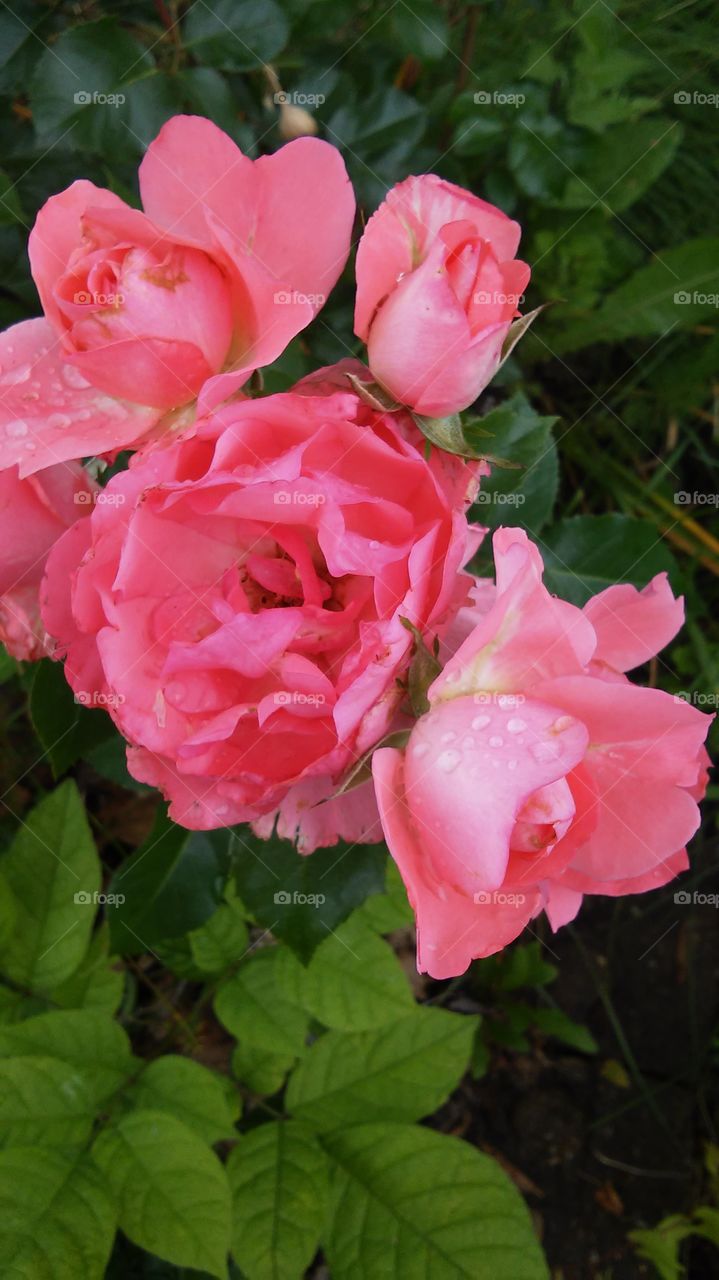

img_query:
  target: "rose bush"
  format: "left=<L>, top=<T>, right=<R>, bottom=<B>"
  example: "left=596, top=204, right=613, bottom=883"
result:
left=373, top=528, right=713, bottom=978
left=41, top=374, right=482, bottom=846
left=355, top=174, right=531, bottom=416
left=0, top=115, right=355, bottom=475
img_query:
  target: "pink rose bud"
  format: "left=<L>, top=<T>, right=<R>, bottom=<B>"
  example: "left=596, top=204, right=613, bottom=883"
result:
left=0, top=115, right=355, bottom=477
left=355, top=175, right=531, bottom=417
left=373, top=528, right=713, bottom=979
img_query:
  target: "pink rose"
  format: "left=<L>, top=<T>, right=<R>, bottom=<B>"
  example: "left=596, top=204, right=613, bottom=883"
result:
left=0, top=115, right=355, bottom=476
left=41, top=376, right=482, bottom=846
left=373, top=528, right=712, bottom=979
left=354, top=175, right=531, bottom=417
left=0, top=461, right=95, bottom=660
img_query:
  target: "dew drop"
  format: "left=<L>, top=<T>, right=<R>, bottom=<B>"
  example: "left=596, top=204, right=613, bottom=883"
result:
left=440, top=731, right=456, bottom=745
left=552, top=715, right=575, bottom=733
left=488, top=735, right=504, bottom=747
left=471, top=714, right=490, bottom=731
left=5, top=418, right=28, bottom=438
left=0, top=361, right=31, bottom=386
left=436, top=748, right=461, bottom=774
left=47, top=412, right=71, bottom=430
left=412, top=741, right=430, bottom=759
left=62, top=364, right=91, bottom=390
left=508, top=759, right=518, bottom=770
left=507, top=718, right=527, bottom=734
left=444, top=668, right=460, bottom=684
left=531, top=741, right=557, bottom=762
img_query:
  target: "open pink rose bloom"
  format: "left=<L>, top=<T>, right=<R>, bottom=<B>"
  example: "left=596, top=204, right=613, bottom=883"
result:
left=0, top=116, right=711, bottom=980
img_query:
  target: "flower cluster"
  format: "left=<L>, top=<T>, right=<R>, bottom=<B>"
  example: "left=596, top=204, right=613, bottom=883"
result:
left=0, top=116, right=711, bottom=978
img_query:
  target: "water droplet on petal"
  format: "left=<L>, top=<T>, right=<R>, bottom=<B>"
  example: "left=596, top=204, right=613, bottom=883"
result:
left=437, top=748, right=461, bottom=774
left=489, top=735, right=504, bottom=747
left=412, top=741, right=430, bottom=759
left=0, top=361, right=31, bottom=386
left=471, top=714, right=490, bottom=731
left=552, top=715, right=576, bottom=733
left=62, top=364, right=91, bottom=390
left=440, top=731, right=456, bottom=745
left=507, top=718, right=527, bottom=734
left=47, top=412, right=71, bottom=430
left=531, top=741, right=557, bottom=762
left=5, top=418, right=28, bottom=438
left=508, top=759, right=518, bottom=770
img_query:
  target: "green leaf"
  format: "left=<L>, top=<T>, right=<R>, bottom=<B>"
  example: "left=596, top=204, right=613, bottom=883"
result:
left=359, top=860, right=414, bottom=934
left=0, top=1056, right=95, bottom=1150
left=559, top=118, right=680, bottom=213
left=30, top=660, right=115, bottom=778
left=108, top=808, right=228, bottom=955
left=539, top=513, right=678, bottom=605
left=286, top=1007, right=477, bottom=1133
left=279, top=915, right=414, bottom=1031
left=188, top=887, right=250, bottom=976
left=470, top=393, right=559, bottom=536
left=48, top=927, right=125, bottom=1015
left=184, top=0, right=288, bottom=70
left=232, top=826, right=386, bottom=962
left=231, top=1043, right=297, bottom=1097
left=629, top=1214, right=694, bottom=1280
left=555, top=236, right=719, bottom=350
left=127, top=1057, right=240, bottom=1145
left=0, top=781, right=100, bottom=992
left=227, top=1121, right=328, bottom=1280
left=215, top=948, right=309, bottom=1057
left=473, top=941, right=558, bottom=992
left=0, top=1010, right=134, bottom=1104
left=530, top=1007, right=598, bottom=1054
left=92, top=1110, right=231, bottom=1279
left=322, top=1123, right=549, bottom=1279
left=0, top=1146, right=116, bottom=1279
